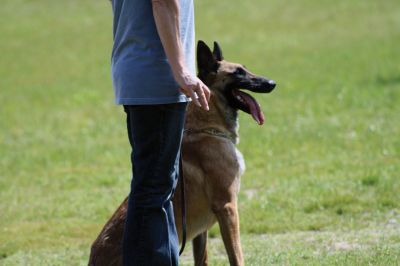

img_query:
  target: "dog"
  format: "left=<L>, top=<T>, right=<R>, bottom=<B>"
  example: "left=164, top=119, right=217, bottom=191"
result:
left=89, top=40, right=276, bottom=266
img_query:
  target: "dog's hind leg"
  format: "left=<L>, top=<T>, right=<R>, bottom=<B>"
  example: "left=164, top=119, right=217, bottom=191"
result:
left=192, top=231, right=209, bottom=266
left=89, top=197, right=127, bottom=266
left=213, top=200, right=244, bottom=266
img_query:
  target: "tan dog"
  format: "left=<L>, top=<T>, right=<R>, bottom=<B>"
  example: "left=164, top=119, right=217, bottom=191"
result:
left=89, top=41, right=276, bottom=266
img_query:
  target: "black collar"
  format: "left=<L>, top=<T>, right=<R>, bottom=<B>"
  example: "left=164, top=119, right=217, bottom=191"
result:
left=184, top=127, right=236, bottom=143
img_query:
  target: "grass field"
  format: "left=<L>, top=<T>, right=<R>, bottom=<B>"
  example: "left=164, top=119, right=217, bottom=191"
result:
left=1, top=0, right=399, bottom=265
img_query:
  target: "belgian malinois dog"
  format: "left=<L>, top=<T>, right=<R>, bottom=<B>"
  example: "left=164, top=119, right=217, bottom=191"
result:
left=89, top=41, right=276, bottom=266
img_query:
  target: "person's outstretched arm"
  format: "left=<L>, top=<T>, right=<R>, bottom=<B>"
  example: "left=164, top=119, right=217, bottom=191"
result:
left=152, top=0, right=210, bottom=110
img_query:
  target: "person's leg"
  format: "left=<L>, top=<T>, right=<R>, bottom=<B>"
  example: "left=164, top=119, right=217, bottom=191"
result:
left=122, top=103, right=187, bottom=266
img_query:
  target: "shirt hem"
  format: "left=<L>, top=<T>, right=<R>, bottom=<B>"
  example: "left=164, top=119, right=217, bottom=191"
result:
left=115, top=95, right=190, bottom=105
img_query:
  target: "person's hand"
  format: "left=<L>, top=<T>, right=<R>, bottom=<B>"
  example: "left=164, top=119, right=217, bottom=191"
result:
left=175, top=69, right=211, bottom=111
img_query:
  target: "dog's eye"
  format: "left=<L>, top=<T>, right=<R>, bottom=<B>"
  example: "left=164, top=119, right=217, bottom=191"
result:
left=233, top=68, right=246, bottom=76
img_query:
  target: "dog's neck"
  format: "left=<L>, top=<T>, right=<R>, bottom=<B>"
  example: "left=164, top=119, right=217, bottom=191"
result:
left=184, top=92, right=240, bottom=144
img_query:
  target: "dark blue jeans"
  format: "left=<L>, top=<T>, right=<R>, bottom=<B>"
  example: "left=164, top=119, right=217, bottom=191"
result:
left=122, top=103, right=187, bottom=266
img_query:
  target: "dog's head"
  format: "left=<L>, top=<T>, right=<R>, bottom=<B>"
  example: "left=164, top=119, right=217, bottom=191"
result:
left=197, top=41, right=276, bottom=125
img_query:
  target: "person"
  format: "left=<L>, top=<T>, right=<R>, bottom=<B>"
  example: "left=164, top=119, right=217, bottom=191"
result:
left=110, top=0, right=210, bottom=265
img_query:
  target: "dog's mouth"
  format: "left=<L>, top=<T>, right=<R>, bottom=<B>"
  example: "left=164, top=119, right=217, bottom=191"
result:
left=228, top=78, right=275, bottom=125
left=232, top=89, right=265, bottom=125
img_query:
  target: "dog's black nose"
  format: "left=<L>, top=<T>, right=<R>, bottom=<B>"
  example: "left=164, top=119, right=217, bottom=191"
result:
left=268, top=79, right=276, bottom=89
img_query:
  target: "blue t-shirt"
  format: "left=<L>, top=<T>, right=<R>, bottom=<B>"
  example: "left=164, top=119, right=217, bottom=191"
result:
left=111, top=0, right=195, bottom=105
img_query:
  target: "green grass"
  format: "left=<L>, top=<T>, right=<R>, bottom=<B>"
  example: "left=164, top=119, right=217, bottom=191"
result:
left=1, top=0, right=399, bottom=265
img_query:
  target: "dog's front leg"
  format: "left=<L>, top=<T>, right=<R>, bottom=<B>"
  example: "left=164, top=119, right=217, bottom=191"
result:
left=212, top=200, right=244, bottom=266
left=192, top=231, right=209, bottom=266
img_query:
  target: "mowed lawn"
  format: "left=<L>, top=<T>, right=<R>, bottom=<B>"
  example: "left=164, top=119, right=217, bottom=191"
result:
left=1, top=0, right=399, bottom=265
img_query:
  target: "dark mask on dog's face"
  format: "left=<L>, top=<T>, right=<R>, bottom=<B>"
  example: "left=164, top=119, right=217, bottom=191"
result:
left=196, top=41, right=276, bottom=125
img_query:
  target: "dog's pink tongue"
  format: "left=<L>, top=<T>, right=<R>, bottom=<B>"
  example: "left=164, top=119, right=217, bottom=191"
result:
left=238, top=91, right=265, bottom=125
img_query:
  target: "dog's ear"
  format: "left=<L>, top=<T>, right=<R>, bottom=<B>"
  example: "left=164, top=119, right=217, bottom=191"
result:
left=197, top=40, right=218, bottom=73
left=213, top=41, right=224, bottom=61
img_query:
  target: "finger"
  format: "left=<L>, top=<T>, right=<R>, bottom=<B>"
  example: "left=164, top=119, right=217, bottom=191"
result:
left=180, top=87, right=192, bottom=98
left=197, top=86, right=209, bottom=111
left=198, top=80, right=211, bottom=102
left=193, top=82, right=208, bottom=110
left=189, top=87, right=201, bottom=107
left=203, top=84, right=211, bottom=102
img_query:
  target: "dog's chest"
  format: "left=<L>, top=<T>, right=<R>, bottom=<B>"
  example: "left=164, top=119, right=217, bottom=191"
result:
left=235, top=148, right=246, bottom=176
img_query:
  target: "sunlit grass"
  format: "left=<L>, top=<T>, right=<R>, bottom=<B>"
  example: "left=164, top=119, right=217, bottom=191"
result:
left=1, top=0, right=399, bottom=264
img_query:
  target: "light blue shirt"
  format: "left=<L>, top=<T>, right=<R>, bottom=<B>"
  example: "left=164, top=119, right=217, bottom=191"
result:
left=111, top=0, right=195, bottom=105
